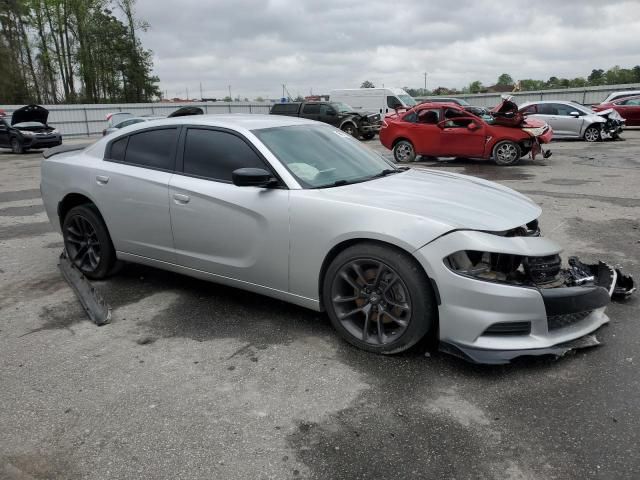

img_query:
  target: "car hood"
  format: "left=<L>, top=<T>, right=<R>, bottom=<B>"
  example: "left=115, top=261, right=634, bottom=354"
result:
left=11, top=104, right=49, bottom=126
left=594, top=108, right=624, bottom=121
left=320, top=169, right=541, bottom=233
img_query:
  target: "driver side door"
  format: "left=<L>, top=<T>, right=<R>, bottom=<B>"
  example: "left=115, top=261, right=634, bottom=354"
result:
left=437, top=109, right=486, bottom=157
left=169, top=127, right=290, bottom=291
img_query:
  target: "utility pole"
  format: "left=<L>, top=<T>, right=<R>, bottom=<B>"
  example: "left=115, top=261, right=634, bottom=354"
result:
left=228, top=85, right=232, bottom=101
left=199, top=82, right=203, bottom=100
left=186, top=87, right=189, bottom=100
left=282, top=84, right=286, bottom=99
left=424, top=72, right=427, bottom=92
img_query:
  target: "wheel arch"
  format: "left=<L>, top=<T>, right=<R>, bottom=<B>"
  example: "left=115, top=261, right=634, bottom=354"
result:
left=391, top=136, right=412, bottom=148
left=317, top=237, right=438, bottom=312
left=57, top=192, right=105, bottom=229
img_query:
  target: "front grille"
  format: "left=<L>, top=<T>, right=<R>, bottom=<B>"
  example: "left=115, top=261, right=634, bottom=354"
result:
left=482, top=321, right=531, bottom=336
left=548, top=311, right=592, bottom=330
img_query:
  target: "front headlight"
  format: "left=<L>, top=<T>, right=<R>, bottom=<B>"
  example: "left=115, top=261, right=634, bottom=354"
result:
left=522, top=126, right=545, bottom=137
left=50, top=129, right=59, bottom=134
left=445, top=250, right=562, bottom=286
left=19, top=130, right=35, bottom=137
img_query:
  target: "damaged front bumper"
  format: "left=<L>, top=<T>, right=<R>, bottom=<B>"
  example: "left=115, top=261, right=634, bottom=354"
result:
left=414, top=230, right=635, bottom=365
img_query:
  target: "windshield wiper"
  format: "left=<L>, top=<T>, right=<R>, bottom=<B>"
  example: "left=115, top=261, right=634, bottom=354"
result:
left=369, top=167, right=408, bottom=179
left=311, top=168, right=408, bottom=189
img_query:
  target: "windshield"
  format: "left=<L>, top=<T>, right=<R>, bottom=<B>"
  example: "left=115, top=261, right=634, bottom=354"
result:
left=331, top=102, right=354, bottom=113
left=397, top=94, right=417, bottom=106
left=253, top=124, right=399, bottom=188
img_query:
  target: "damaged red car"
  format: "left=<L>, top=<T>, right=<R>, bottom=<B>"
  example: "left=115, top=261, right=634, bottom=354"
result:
left=379, top=97, right=553, bottom=165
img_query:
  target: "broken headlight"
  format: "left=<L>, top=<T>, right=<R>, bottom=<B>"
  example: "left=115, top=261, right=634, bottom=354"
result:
left=522, top=126, right=546, bottom=137
left=445, top=250, right=562, bottom=287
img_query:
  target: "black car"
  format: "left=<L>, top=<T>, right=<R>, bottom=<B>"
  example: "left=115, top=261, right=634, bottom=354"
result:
left=0, top=105, right=62, bottom=154
left=270, top=101, right=381, bottom=139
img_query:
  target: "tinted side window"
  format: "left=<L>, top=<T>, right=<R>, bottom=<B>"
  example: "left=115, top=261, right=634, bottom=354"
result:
left=320, top=104, right=335, bottom=115
left=271, top=103, right=300, bottom=114
left=521, top=105, right=537, bottom=114
left=554, top=104, right=576, bottom=116
left=183, top=129, right=267, bottom=182
left=537, top=104, right=554, bottom=115
left=123, top=128, right=177, bottom=170
left=109, top=136, right=128, bottom=161
left=302, top=104, right=320, bottom=114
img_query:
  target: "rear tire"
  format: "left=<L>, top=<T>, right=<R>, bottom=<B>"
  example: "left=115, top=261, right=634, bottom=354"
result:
left=492, top=140, right=521, bottom=166
left=393, top=140, right=416, bottom=162
left=584, top=126, right=601, bottom=142
left=62, top=204, right=116, bottom=280
left=10, top=137, right=24, bottom=154
left=362, top=132, right=376, bottom=140
left=323, top=242, right=436, bottom=354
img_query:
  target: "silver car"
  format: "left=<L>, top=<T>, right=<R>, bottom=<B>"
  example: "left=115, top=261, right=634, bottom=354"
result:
left=102, top=116, right=163, bottom=136
left=40, top=115, right=633, bottom=363
left=519, top=100, right=625, bottom=142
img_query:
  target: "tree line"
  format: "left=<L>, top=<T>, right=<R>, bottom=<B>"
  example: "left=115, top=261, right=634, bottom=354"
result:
left=0, top=0, right=160, bottom=105
left=361, top=65, right=640, bottom=97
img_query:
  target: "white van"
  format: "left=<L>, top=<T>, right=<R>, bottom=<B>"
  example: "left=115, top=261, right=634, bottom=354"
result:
left=329, top=88, right=417, bottom=115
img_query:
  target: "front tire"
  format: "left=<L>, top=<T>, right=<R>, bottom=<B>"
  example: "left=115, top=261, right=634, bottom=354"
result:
left=323, top=242, right=436, bottom=354
left=62, top=204, right=116, bottom=280
left=492, top=140, right=521, bottom=166
left=584, top=125, right=601, bottom=142
left=341, top=123, right=359, bottom=138
left=10, top=137, right=24, bottom=154
left=393, top=140, right=416, bottom=162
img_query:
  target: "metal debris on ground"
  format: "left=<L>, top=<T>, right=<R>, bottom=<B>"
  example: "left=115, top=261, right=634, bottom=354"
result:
left=58, top=250, right=112, bottom=325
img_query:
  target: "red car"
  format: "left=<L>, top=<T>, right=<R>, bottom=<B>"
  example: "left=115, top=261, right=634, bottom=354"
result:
left=379, top=99, right=553, bottom=165
left=593, top=95, right=640, bottom=126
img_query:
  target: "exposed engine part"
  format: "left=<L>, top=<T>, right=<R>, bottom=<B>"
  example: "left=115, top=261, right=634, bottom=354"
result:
left=523, top=255, right=562, bottom=285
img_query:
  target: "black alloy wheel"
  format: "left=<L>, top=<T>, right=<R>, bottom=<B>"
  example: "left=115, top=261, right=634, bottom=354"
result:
left=323, top=243, right=435, bottom=354
left=62, top=205, right=116, bottom=279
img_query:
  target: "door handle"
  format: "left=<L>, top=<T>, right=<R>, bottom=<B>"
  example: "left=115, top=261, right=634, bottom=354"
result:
left=173, top=193, right=190, bottom=204
left=96, top=175, right=109, bottom=184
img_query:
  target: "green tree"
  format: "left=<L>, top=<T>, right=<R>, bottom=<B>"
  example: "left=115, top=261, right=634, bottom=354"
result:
left=360, top=80, right=375, bottom=88
left=588, top=69, right=604, bottom=85
left=468, top=80, right=483, bottom=93
left=497, top=73, right=514, bottom=85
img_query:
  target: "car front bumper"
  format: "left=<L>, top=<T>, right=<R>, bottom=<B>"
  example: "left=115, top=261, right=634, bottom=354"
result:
left=23, top=134, right=62, bottom=149
left=414, top=230, right=635, bottom=364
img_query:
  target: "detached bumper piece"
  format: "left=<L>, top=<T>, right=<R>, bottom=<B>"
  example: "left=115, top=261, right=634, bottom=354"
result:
left=58, top=251, right=111, bottom=325
left=441, top=258, right=635, bottom=365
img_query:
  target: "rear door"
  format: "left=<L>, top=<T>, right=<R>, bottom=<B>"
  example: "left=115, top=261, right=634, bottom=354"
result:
left=523, top=103, right=561, bottom=135
left=300, top=103, right=320, bottom=122
left=168, top=127, right=289, bottom=290
left=93, top=127, right=178, bottom=263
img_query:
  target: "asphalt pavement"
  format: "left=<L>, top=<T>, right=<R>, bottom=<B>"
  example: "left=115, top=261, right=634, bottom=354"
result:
left=0, top=131, right=639, bottom=479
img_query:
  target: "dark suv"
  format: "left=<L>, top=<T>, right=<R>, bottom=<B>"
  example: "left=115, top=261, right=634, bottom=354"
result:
left=0, top=105, right=63, bottom=154
left=270, top=101, right=381, bottom=139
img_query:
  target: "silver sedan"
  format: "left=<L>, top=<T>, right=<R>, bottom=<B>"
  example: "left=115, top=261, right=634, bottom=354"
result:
left=40, top=115, right=633, bottom=363
left=519, top=100, right=625, bottom=141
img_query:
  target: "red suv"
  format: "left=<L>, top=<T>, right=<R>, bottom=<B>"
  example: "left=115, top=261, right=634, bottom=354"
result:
left=379, top=100, right=553, bottom=165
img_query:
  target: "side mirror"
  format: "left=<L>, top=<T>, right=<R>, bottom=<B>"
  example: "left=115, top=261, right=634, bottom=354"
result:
left=232, top=168, right=276, bottom=187
left=569, top=111, right=581, bottom=117
left=467, top=122, right=479, bottom=131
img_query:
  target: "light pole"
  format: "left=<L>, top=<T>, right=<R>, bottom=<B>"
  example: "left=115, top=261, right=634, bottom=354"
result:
left=424, top=72, right=428, bottom=93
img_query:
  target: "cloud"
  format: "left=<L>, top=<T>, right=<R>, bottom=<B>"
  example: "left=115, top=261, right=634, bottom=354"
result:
left=133, top=0, right=640, bottom=99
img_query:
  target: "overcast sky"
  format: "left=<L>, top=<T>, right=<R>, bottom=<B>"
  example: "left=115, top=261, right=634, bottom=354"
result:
left=134, top=0, right=640, bottom=100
